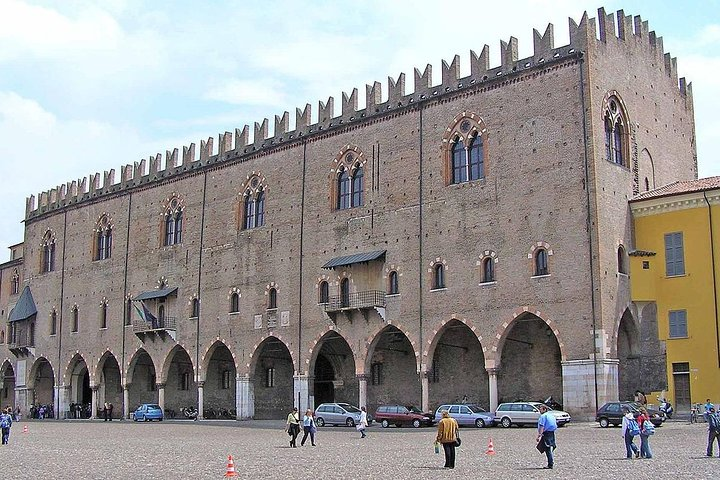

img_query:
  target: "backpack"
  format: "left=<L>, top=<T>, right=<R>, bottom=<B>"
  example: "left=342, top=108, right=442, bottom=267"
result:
left=627, top=418, right=640, bottom=436
left=0, top=414, right=9, bottom=429
left=641, top=419, right=655, bottom=436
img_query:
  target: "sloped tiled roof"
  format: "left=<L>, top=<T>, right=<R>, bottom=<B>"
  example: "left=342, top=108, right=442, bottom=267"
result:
left=322, top=250, right=386, bottom=269
left=9, top=286, right=37, bottom=322
left=631, top=176, right=720, bottom=202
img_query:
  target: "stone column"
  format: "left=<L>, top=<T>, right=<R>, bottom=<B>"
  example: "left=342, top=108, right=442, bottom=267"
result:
left=293, top=375, right=310, bottom=413
left=421, top=371, right=429, bottom=412
left=197, top=381, right=205, bottom=420
left=236, top=375, right=254, bottom=420
left=123, top=384, right=130, bottom=420
left=487, top=368, right=499, bottom=413
left=156, top=383, right=166, bottom=412
left=90, top=385, right=99, bottom=419
left=356, top=374, right=368, bottom=408
left=56, top=385, right=70, bottom=419
left=562, top=358, right=619, bottom=420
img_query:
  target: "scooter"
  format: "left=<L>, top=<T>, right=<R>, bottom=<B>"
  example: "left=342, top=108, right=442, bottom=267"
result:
left=658, top=398, right=674, bottom=419
left=181, top=406, right=198, bottom=420
left=543, top=396, right=563, bottom=411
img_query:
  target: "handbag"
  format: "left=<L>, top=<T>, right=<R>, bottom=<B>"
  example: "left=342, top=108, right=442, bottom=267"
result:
left=455, top=431, right=462, bottom=447
left=536, top=438, right=547, bottom=453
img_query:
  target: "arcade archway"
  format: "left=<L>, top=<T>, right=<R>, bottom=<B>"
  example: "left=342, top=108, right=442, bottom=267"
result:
left=251, top=337, right=294, bottom=419
left=366, top=325, right=419, bottom=413
left=310, top=331, right=356, bottom=407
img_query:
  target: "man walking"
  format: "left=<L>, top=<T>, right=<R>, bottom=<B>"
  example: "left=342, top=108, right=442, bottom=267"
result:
left=0, top=407, right=13, bottom=445
left=706, top=406, right=720, bottom=457
left=536, top=404, right=557, bottom=469
left=436, top=410, right=459, bottom=469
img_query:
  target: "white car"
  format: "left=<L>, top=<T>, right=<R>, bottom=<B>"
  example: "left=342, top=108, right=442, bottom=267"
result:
left=494, top=402, right=571, bottom=428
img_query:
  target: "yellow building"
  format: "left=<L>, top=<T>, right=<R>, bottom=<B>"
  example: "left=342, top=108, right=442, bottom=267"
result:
left=630, top=177, right=720, bottom=412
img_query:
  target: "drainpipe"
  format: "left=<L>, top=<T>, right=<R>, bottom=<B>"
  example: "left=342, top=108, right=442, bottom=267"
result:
left=418, top=105, right=426, bottom=410
left=57, top=211, right=68, bottom=418
left=121, top=191, right=132, bottom=418
left=196, top=172, right=208, bottom=405
left=578, top=51, right=600, bottom=412
left=298, top=139, right=307, bottom=410
left=703, top=191, right=720, bottom=368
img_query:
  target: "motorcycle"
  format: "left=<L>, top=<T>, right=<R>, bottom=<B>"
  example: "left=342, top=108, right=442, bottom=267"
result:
left=658, top=398, right=674, bottom=419
left=181, top=406, right=198, bottom=420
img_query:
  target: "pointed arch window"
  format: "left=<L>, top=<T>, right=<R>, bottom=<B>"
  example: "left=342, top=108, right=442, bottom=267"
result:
left=100, top=302, right=108, bottom=329
left=125, top=298, right=132, bottom=326
left=388, top=271, right=399, bottom=295
left=191, top=298, right=200, bottom=318
left=29, top=322, right=35, bottom=346
left=164, top=198, right=183, bottom=246
left=243, top=188, right=265, bottom=230
left=41, top=231, right=56, bottom=273
left=334, top=151, right=365, bottom=211
left=71, top=306, right=79, bottom=333
left=618, top=245, right=628, bottom=275
left=50, top=310, right=57, bottom=335
left=230, top=292, right=240, bottom=313
left=340, top=278, right=350, bottom=307
left=481, top=257, right=495, bottom=283
left=94, top=215, right=113, bottom=260
left=268, top=288, right=277, bottom=310
left=319, top=281, right=329, bottom=304
left=10, top=269, right=20, bottom=295
left=432, top=264, right=445, bottom=290
left=603, top=96, right=629, bottom=167
left=534, top=249, right=549, bottom=276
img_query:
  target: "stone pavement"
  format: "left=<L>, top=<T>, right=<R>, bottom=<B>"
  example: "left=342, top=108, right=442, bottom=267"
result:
left=0, top=419, right=716, bottom=479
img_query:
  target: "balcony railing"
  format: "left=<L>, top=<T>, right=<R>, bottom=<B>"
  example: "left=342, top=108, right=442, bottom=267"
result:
left=132, top=316, right=177, bottom=334
left=323, top=290, right=386, bottom=312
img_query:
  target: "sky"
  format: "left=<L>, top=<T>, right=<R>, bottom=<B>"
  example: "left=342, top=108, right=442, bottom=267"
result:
left=0, top=0, right=718, bottom=262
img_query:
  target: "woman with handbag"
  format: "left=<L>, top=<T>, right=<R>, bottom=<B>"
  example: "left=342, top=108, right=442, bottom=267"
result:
left=286, top=407, right=300, bottom=448
left=301, top=409, right=317, bottom=446
left=435, top=410, right=459, bottom=469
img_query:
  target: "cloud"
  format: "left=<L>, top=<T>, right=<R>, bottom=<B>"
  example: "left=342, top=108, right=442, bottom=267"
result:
left=203, top=79, right=288, bottom=108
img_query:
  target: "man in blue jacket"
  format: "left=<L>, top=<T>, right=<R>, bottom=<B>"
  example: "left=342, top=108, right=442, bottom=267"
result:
left=536, top=404, right=557, bottom=469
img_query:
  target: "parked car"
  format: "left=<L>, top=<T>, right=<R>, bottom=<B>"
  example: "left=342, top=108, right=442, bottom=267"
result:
left=374, top=405, right=435, bottom=428
left=595, top=401, right=665, bottom=428
left=495, top=402, right=571, bottom=428
left=315, top=403, right=370, bottom=427
left=435, top=403, right=495, bottom=428
left=133, top=404, right=164, bottom=422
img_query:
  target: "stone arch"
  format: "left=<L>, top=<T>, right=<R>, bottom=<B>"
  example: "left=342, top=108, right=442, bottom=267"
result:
left=246, top=333, right=297, bottom=376
left=94, top=350, right=122, bottom=418
left=639, top=148, right=656, bottom=192
left=200, top=339, right=237, bottom=418
left=27, top=356, right=55, bottom=389
left=364, top=322, right=420, bottom=374
left=200, top=339, right=238, bottom=382
left=64, top=352, right=92, bottom=415
left=158, top=344, right=196, bottom=384
left=125, top=347, right=158, bottom=410
left=0, top=360, right=15, bottom=408
left=616, top=306, right=642, bottom=401
left=307, top=329, right=358, bottom=407
left=125, top=347, right=157, bottom=382
left=27, top=357, right=55, bottom=411
left=248, top=334, right=295, bottom=419
left=424, top=317, right=489, bottom=407
left=159, top=344, right=197, bottom=415
left=490, top=307, right=567, bottom=364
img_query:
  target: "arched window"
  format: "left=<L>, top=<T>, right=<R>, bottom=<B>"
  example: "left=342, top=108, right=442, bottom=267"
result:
left=191, top=298, right=200, bottom=318
left=100, top=303, right=108, bottom=329
left=268, top=288, right=277, bottom=310
left=433, top=264, right=445, bottom=289
left=71, top=306, right=79, bottom=333
left=243, top=188, right=266, bottom=230
left=603, top=96, right=629, bottom=167
left=468, top=133, right=484, bottom=181
left=482, top=258, right=495, bottom=283
left=340, top=278, right=350, bottom=307
left=41, top=231, right=56, bottom=273
left=94, top=215, right=112, bottom=260
left=10, top=269, right=19, bottom=295
left=618, top=245, right=628, bottom=274
left=644, top=177, right=650, bottom=192
left=445, top=115, right=488, bottom=185
left=125, top=298, right=132, bottom=326
left=318, top=281, right=329, bottom=304
left=255, top=190, right=265, bottom=226
left=230, top=292, right=240, bottom=313
left=158, top=305, right=165, bottom=324
left=50, top=310, right=57, bottom=335
left=0, top=330, right=4, bottom=344
left=29, top=322, right=35, bottom=346
left=388, top=271, right=399, bottom=295
left=534, top=249, right=549, bottom=276
left=451, top=137, right=467, bottom=184
left=164, top=197, right=183, bottom=246
left=334, top=151, right=365, bottom=210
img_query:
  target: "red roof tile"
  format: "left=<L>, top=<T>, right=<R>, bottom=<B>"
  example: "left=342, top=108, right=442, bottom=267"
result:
left=630, top=176, right=720, bottom=202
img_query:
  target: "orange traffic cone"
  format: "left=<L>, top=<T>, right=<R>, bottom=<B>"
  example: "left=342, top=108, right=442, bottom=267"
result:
left=22, top=425, right=28, bottom=434
left=224, top=455, right=238, bottom=477
left=486, top=437, right=496, bottom=455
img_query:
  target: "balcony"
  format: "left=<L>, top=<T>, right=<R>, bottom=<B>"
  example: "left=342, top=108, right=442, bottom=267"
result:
left=7, top=338, right=34, bottom=357
left=323, top=290, right=386, bottom=323
left=132, top=316, right=177, bottom=342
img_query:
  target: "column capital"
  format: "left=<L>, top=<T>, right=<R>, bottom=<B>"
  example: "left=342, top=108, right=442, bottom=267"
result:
left=90, top=385, right=100, bottom=392
left=197, top=381, right=205, bottom=388
left=155, top=383, right=166, bottom=390
left=356, top=374, right=370, bottom=381
left=122, top=383, right=132, bottom=391
left=486, top=367, right=500, bottom=375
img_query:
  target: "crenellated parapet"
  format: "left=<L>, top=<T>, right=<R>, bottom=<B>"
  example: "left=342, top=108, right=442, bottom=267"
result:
left=24, top=7, right=693, bottom=221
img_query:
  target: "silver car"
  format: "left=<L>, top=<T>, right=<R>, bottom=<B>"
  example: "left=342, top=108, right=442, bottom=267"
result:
left=494, top=402, right=571, bottom=428
left=435, top=404, right=495, bottom=428
left=315, top=403, right=366, bottom=427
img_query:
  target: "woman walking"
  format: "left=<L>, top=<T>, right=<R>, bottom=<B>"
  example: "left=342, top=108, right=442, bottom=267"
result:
left=435, top=410, right=459, bottom=469
left=301, top=409, right=317, bottom=446
left=286, top=407, right=300, bottom=448
left=621, top=407, right=640, bottom=459
left=637, top=407, right=653, bottom=458
left=358, top=406, right=368, bottom=438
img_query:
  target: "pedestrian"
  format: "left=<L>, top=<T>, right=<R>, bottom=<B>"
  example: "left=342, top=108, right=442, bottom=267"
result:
left=536, top=404, right=557, bottom=469
left=435, top=409, right=459, bottom=469
left=705, top=399, right=715, bottom=421
left=637, top=407, right=653, bottom=459
left=634, top=390, right=647, bottom=406
left=706, top=406, right=720, bottom=457
left=103, top=402, right=109, bottom=421
left=38, top=405, right=45, bottom=419
left=300, top=409, right=317, bottom=446
left=358, top=406, right=368, bottom=438
left=1, top=407, right=13, bottom=445
left=621, top=406, right=640, bottom=459
left=286, top=407, right=300, bottom=448
left=108, top=402, right=114, bottom=421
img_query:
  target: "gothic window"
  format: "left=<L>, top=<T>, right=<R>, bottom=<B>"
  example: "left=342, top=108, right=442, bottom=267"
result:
left=221, top=370, right=232, bottom=389
left=444, top=114, right=488, bottom=185
left=191, top=298, right=200, bottom=318
left=41, top=230, right=56, bottom=273
left=603, top=95, right=629, bottom=167
left=10, top=269, right=19, bottom=295
left=268, top=288, right=277, bottom=310
left=230, top=292, right=240, bottom=313
left=266, top=367, right=275, bottom=387
left=432, top=264, right=445, bottom=289
left=0, top=330, right=4, bottom=344
left=179, top=371, right=191, bottom=391
left=388, top=271, right=399, bottom=295
left=644, top=177, right=650, bottom=192
left=164, top=197, right=183, bottom=246
left=534, top=248, right=549, bottom=276
left=618, top=245, right=628, bottom=274
left=481, top=257, right=495, bottom=283
left=340, top=278, right=350, bottom=307
left=371, top=362, right=383, bottom=385
left=94, top=215, right=113, bottom=260
left=158, top=305, right=165, bottom=324
left=29, top=322, right=35, bottom=346
left=50, top=310, right=57, bottom=335
left=334, top=150, right=365, bottom=210
left=71, top=306, right=79, bottom=333
left=100, top=302, right=108, bottom=329
left=125, top=298, right=132, bottom=326
left=241, top=176, right=266, bottom=230
left=318, top=281, right=329, bottom=304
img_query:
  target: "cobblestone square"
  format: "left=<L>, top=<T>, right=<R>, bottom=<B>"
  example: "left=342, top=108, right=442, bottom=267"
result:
left=1, top=419, right=717, bottom=479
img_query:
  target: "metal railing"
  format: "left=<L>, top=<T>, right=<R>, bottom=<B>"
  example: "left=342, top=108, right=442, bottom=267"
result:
left=132, top=316, right=177, bottom=333
left=7, top=338, right=34, bottom=349
left=323, top=290, right=386, bottom=312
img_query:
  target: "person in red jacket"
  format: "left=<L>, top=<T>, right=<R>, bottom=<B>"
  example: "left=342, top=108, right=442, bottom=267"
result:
left=637, top=407, right=653, bottom=458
